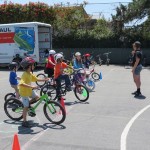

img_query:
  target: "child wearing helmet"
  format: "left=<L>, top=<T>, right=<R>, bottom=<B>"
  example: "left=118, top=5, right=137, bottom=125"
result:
left=83, top=53, right=92, bottom=69
left=54, top=53, right=73, bottom=98
left=9, top=62, right=20, bottom=99
left=19, top=57, right=49, bottom=127
left=44, top=50, right=56, bottom=77
left=73, top=52, right=84, bottom=69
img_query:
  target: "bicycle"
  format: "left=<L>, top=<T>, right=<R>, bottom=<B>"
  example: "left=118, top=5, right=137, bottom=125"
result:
left=40, top=69, right=89, bottom=102
left=96, top=54, right=103, bottom=66
left=103, top=52, right=111, bottom=66
left=4, top=90, right=66, bottom=125
left=86, top=64, right=100, bottom=81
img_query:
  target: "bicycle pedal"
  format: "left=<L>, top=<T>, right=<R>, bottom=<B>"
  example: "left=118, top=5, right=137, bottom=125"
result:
left=28, top=111, right=36, bottom=117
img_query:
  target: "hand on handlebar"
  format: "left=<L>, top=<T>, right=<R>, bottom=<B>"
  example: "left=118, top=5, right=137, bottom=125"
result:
left=32, top=86, right=40, bottom=90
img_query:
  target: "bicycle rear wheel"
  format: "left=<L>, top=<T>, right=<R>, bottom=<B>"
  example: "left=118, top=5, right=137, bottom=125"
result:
left=4, top=93, right=15, bottom=101
left=36, top=73, right=47, bottom=87
left=91, top=72, right=100, bottom=81
left=40, top=84, right=57, bottom=100
left=85, top=79, right=95, bottom=92
left=4, top=98, right=23, bottom=121
left=74, top=84, right=89, bottom=102
left=43, top=101, right=66, bottom=125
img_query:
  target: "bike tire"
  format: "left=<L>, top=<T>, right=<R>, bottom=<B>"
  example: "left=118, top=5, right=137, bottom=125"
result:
left=43, top=100, right=66, bottom=125
left=85, top=79, right=95, bottom=92
left=36, top=73, right=47, bottom=87
left=4, top=98, right=23, bottom=121
left=4, top=93, right=15, bottom=101
left=40, top=84, right=57, bottom=100
left=74, top=84, right=89, bottom=102
left=91, top=72, right=100, bottom=81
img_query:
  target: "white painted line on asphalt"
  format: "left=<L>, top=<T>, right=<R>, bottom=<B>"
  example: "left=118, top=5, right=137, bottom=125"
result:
left=120, top=105, right=150, bottom=150
left=22, top=105, right=73, bottom=150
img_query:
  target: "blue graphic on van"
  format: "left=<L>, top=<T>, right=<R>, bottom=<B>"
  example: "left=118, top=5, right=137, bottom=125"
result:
left=14, top=27, right=35, bottom=54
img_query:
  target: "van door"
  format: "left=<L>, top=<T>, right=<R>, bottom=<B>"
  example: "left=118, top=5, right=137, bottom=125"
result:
left=38, top=26, right=51, bottom=64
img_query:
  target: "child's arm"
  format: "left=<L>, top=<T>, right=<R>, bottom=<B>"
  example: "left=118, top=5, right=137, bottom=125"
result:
left=37, top=78, right=49, bottom=82
left=16, top=76, right=21, bottom=80
left=19, top=83, right=38, bottom=89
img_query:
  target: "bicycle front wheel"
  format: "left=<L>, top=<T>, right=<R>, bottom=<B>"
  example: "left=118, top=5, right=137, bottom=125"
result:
left=4, top=93, right=15, bottom=101
left=74, top=84, right=89, bottom=102
left=43, top=101, right=66, bottom=125
left=36, top=73, right=47, bottom=87
left=40, top=84, right=57, bottom=100
left=91, top=72, right=100, bottom=81
left=4, top=98, right=23, bottom=121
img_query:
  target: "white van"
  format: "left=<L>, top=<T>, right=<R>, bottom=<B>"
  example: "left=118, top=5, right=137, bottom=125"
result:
left=0, top=22, right=52, bottom=66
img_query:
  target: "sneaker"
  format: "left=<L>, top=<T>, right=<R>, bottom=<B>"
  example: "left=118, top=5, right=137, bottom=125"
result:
left=22, top=121, right=30, bottom=128
left=134, top=92, right=142, bottom=97
left=131, top=91, right=137, bottom=95
left=66, top=86, right=72, bottom=92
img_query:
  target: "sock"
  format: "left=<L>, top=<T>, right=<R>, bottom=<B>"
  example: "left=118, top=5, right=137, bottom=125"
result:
left=137, top=88, right=141, bottom=93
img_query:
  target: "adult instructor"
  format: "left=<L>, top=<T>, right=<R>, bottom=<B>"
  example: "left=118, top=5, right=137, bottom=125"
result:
left=132, top=41, right=143, bottom=97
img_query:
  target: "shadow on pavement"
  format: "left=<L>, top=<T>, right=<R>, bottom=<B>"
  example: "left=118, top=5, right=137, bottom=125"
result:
left=65, top=101, right=89, bottom=106
left=3, top=119, right=66, bottom=135
left=134, top=94, right=146, bottom=100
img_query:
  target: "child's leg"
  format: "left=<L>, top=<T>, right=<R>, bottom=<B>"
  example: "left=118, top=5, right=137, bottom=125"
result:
left=22, top=97, right=30, bottom=122
left=30, top=91, right=40, bottom=105
left=11, top=85, right=19, bottom=99
left=23, top=107, right=28, bottom=122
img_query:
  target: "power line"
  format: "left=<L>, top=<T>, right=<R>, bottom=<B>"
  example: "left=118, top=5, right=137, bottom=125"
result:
left=86, top=2, right=131, bottom=5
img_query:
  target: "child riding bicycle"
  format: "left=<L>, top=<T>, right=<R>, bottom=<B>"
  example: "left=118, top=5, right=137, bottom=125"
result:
left=19, top=57, right=49, bottom=127
left=54, top=53, right=73, bottom=99
left=9, top=62, right=21, bottom=99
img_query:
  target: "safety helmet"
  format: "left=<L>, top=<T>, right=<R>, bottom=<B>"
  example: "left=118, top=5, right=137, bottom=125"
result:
left=55, top=53, right=63, bottom=61
left=20, top=57, right=35, bottom=69
left=49, top=50, right=56, bottom=55
left=84, top=53, right=90, bottom=57
left=9, top=62, right=18, bottom=70
left=75, top=52, right=81, bottom=57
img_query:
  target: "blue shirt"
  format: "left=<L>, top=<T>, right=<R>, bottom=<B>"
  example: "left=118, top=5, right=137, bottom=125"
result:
left=73, top=59, right=84, bottom=69
left=9, top=71, right=18, bottom=85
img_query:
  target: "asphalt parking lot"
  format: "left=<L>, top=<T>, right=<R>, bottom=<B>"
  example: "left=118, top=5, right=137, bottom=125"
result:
left=0, top=65, right=150, bottom=150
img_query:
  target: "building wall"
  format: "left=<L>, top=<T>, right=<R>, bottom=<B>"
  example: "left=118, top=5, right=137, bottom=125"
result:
left=55, top=48, right=150, bottom=65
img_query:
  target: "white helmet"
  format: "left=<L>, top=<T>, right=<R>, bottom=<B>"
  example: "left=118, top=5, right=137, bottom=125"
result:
left=49, top=50, right=56, bottom=55
left=55, top=53, right=63, bottom=61
left=75, top=52, right=81, bottom=56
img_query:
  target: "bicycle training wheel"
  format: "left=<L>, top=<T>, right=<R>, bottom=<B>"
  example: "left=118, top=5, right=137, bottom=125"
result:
left=36, top=73, right=47, bottom=87
left=43, top=100, right=66, bottom=125
left=40, top=84, right=57, bottom=100
left=91, top=72, right=100, bottom=81
left=4, top=98, right=23, bottom=121
left=4, top=93, right=15, bottom=101
left=85, top=79, right=95, bottom=92
left=74, top=84, right=89, bottom=102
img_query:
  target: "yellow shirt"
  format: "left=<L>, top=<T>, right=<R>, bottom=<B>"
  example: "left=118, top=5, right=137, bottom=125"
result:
left=19, top=72, right=38, bottom=97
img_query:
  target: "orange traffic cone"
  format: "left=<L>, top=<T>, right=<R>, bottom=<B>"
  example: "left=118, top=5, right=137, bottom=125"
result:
left=60, top=97, right=66, bottom=114
left=12, top=134, right=20, bottom=150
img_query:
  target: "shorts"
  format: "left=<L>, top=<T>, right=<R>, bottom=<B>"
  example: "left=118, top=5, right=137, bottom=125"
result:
left=11, top=85, right=19, bottom=93
left=21, top=90, right=39, bottom=107
left=134, top=64, right=142, bottom=75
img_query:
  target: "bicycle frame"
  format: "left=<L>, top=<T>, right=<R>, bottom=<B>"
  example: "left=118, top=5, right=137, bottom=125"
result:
left=15, top=94, right=55, bottom=114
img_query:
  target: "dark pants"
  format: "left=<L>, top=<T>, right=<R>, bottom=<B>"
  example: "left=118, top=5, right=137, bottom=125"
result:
left=55, top=74, right=71, bottom=97
left=44, top=68, right=54, bottom=78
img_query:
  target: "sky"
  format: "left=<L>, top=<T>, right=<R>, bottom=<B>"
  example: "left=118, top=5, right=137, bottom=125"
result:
left=0, top=0, right=132, bottom=20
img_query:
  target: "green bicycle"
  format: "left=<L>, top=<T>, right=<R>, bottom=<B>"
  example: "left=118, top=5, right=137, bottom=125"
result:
left=4, top=93, right=66, bottom=125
